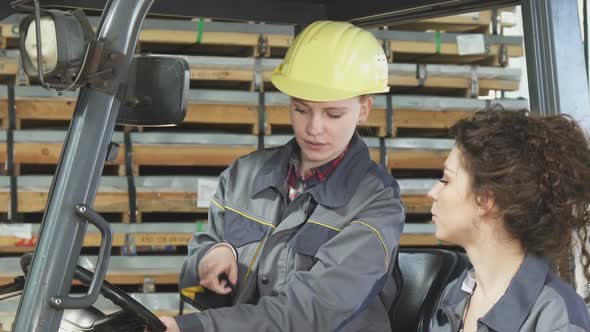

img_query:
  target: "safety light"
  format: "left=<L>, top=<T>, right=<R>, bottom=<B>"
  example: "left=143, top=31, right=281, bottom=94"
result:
left=18, top=8, right=94, bottom=89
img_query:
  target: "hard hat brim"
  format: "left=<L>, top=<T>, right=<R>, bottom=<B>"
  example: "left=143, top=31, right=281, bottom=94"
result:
left=271, top=73, right=390, bottom=102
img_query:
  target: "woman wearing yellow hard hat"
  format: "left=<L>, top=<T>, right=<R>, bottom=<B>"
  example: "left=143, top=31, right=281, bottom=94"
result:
left=159, top=21, right=405, bottom=332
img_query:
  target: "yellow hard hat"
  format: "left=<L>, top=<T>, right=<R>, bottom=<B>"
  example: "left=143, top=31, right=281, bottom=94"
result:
left=271, top=21, right=389, bottom=102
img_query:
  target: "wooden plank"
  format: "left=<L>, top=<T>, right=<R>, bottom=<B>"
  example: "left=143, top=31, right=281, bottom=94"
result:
left=0, top=139, right=254, bottom=168
left=0, top=58, right=17, bottom=76
left=132, top=232, right=193, bottom=246
left=424, top=11, right=493, bottom=25
left=1, top=96, right=475, bottom=135
left=390, top=109, right=473, bottom=130
left=133, top=145, right=256, bottom=167
left=0, top=232, right=192, bottom=251
left=0, top=98, right=73, bottom=129
left=402, top=195, right=433, bottom=214
left=0, top=177, right=433, bottom=214
left=140, top=30, right=258, bottom=46
left=189, top=67, right=518, bottom=92
left=0, top=99, right=260, bottom=131
left=136, top=192, right=205, bottom=213
left=139, top=29, right=292, bottom=48
left=1, top=18, right=290, bottom=46
left=0, top=58, right=18, bottom=84
left=0, top=223, right=196, bottom=252
left=0, top=23, right=18, bottom=39
left=0, top=233, right=127, bottom=250
left=389, top=40, right=522, bottom=58
left=0, top=137, right=452, bottom=170
left=266, top=34, right=293, bottom=48
left=387, top=149, right=449, bottom=170
left=0, top=222, right=437, bottom=252
left=1, top=236, right=440, bottom=253
left=7, top=142, right=123, bottom=165
left=189, top=68, right=272, bottom=82
left=389, top=41, right=523, bottom=66
left=185, top=103, right=259, bottom=130
left=190, top=68, right=252, bottom=81
left=400, top=233, right=439, bottom=246
left=100, top=273, right=179, bottom=285
left=0, top=189, right=361, bottom=213
left=265, top=106, right=291, bottom=128
left=389, top=74, right=518, bottom=91
left=7, top=98, right=76, bottom=120
left=0, top=268, right=180, bottom=286
left=391, top=11, right=492, bottom=33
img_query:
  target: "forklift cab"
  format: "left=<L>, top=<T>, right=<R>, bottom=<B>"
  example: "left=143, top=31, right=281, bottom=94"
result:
left=0, top=0, right=587, bottom=331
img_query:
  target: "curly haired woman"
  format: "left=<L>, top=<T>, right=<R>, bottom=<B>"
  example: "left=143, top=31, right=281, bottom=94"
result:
left=428, top=109, right=590, bottom=332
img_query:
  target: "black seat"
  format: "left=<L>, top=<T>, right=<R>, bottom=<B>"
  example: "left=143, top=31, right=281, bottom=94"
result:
left=390, top=248, right=470, bottom=332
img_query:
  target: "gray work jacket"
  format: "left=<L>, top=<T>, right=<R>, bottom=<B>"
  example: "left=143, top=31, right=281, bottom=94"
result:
left=176, top=134, right=405, bottom=331
left=430, top=254, right=590, bottom=332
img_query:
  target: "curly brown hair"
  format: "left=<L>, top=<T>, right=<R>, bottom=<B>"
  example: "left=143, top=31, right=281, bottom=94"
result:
left=450, top=108, right=590, bottom=301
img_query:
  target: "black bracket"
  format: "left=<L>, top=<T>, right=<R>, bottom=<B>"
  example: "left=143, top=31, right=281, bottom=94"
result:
left=124, top=130, right=138, bottom=223
left=257, top=34, right=268, bottom=57
left=379, top=138, right=387, bottom=170
left=386, top=94, right=394, bottom=137
left=7, top=84, right=18, bottom=222
left=416, top=64, right=427, bottom=88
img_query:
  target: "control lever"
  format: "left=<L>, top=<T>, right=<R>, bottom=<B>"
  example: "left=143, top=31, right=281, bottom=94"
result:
left=0, top=252, right=32, bottom=301
left=0, top=276, right=25, bottom=301
left=0, top=252, right=35, bottom=301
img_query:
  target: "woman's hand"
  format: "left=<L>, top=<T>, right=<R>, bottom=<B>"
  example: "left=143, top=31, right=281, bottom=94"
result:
left=198, top=245, right=237, bottom=294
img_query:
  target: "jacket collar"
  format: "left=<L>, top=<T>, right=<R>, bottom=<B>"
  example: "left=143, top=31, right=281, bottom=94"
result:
left=437, top=254, right=549, bottom=332
left=478, top=254, right=549, bottom=331
left=251, top=134, right=371, bottom=208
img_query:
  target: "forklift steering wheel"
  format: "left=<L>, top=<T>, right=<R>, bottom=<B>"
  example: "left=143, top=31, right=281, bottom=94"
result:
left=20, top=253, right=166, bottom=332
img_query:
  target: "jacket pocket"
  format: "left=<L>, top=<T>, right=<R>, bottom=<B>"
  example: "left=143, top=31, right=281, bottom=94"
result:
left=287, top=221, right=340, bottom=273
left=223, top=207, right=271, bottom=247
left=288, top=220, right=340, bottom=257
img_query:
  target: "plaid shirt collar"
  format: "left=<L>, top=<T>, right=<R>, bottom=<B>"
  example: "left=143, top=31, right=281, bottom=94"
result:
left=287, top=142, right=351, bottom=200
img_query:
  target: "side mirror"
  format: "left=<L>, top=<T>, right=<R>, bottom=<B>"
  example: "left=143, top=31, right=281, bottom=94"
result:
left=117, top=55, right=190, bottom=127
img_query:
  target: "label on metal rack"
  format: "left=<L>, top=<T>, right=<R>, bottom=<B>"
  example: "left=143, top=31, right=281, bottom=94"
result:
left=457, top=34, right=486, bottom=55
left=197, top=178, right=219, bottom=208
left=0, top=223, right=32, bottom=239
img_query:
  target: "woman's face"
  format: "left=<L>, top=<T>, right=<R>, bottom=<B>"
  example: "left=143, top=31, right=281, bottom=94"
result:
left=290, top=96, right=371, bottom=170
left=428, top=145, right=481, bottom=246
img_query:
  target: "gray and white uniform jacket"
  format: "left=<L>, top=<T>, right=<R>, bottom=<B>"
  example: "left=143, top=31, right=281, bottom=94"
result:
left=176, top=135, right=406, bottom=332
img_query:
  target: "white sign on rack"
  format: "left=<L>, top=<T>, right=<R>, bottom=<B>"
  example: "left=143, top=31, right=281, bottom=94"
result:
left=456, top=34, right=486, bottom=55
left=0, top=223, right=32, bottom=239
left=500, top=11, right=517, bottom=26
left=197, top=178, right=219, bottom=208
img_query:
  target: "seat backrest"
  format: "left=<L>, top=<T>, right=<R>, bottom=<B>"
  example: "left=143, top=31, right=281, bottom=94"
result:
left=389, top=248, right=470, bottom=332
